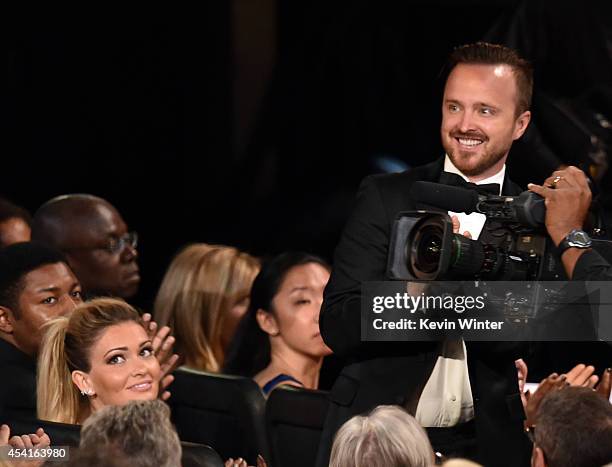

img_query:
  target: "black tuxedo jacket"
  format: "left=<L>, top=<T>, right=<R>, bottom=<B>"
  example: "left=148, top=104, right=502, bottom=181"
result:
left=0, top=339, right=37, bottom=421
left=317, top=159, right=531, bottom=467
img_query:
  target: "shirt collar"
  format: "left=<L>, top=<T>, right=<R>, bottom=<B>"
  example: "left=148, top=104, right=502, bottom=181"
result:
left=443, top=154, right=505, bottom=195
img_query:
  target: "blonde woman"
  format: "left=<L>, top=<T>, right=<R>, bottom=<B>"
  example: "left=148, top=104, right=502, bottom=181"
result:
left=37, top=298, right=161, bottom=424
left=153, top=244, right=259, bottom=372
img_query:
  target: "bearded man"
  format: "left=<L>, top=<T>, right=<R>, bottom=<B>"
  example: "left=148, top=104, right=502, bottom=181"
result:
left=317, top=42, right=533, bottom=467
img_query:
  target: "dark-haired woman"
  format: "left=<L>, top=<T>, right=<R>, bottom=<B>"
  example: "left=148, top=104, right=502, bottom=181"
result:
left=224, top=252, right=332, bottom=395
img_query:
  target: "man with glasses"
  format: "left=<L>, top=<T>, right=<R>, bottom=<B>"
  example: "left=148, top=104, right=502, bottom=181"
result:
left=31, top=194, right=140, bottom=300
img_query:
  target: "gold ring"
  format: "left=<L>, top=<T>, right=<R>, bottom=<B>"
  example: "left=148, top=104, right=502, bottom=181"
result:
left=551, top=175, right=563, bottom=187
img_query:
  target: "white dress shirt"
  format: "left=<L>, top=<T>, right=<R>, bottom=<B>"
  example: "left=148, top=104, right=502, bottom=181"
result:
left=414, top=155, right=506, bottom=427
left=444, top=156, right=505, bottom=238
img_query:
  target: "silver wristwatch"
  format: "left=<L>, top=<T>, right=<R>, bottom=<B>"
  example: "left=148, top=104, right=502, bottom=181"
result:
left=557, top=229, right=592, bottom=255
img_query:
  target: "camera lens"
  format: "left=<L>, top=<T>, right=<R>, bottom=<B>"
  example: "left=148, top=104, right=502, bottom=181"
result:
left=408, top=217, right=446, bottom=279
left=412, top=224, right=443, bottom=274
left=406, top=214, right=486, bottom=280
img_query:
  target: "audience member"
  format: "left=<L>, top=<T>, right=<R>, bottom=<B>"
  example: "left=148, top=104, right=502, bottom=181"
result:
left=224, top=252, right=332, bottom=395
left=329, top=405, right=435, bottom=467
left=0, top=197, right=32, bottom=248
left=0, top=243, right=82, bottom=418
left=153, top=243, right=259, bottom=372
left=527, top=385, right=612, bottom=467
left=37, top=298, right=160, bottom=423
left=78, top=400, right=181, bottom=467
left=31, top=195, right=139, bottom=299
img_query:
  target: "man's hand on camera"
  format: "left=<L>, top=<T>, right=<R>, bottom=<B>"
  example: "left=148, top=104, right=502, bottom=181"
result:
left=527, top=166, right=591, bottom=244
left=528, top=166, right=592, bottom=278
left=451, top=215, right=472, bottom=239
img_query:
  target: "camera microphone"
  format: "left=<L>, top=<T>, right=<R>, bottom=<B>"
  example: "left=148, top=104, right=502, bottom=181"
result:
left=411, top=182, right=479, bottom=213
left=411, top=181, right=546, bottom=228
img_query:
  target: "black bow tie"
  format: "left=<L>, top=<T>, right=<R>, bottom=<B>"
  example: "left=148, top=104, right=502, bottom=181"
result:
left=438, top=171, right=500, bottom=196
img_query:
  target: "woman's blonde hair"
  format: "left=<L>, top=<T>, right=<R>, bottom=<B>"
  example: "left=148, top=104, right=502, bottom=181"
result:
left=37, top=298, right=143, bottom=424
left=153, top=243, right=259, bottom=372
left=329, top=405, right=434, bottom=467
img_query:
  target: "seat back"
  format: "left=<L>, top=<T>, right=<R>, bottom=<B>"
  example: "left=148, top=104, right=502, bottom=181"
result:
left=181, top=441, right=225, bottom=467
left=265, top=387, right=330, bottom=467
left=168, top=368, right=269, bottom=465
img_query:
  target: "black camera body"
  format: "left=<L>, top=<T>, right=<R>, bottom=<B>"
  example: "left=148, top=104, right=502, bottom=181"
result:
left=387, top=188, right=566, bottom=281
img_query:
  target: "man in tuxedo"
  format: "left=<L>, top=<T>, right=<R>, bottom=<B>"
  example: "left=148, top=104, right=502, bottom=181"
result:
left=316, top=43, right=534, bottom=466
left=0, top=242, right=83, bottom=419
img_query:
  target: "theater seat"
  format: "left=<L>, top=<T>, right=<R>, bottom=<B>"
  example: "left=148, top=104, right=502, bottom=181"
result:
left=167, top=368, right=270, bottom=465
left=265, top=386, right=330, bottom=467
left=181, top=441, right=225, bottom=467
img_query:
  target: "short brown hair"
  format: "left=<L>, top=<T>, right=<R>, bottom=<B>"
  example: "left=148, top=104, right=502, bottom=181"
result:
left=447, top=42, right=533, bottom=116
left=535, top=387, right=612, bottom=467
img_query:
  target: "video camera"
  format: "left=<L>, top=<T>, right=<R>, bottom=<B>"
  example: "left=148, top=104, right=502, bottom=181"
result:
left=387, top=181, right=607, bottom=281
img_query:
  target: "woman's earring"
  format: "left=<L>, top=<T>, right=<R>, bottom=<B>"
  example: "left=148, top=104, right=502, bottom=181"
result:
left=81, top=388, right=94, bottom=396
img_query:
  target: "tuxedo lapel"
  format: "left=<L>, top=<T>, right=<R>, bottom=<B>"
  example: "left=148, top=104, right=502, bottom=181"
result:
left=502, top=173, right=523, bottom=196
left=412, top=158, right=446, bottom=212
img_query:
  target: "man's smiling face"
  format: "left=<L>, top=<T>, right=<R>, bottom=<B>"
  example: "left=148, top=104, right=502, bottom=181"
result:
left=440, top=63, right=530, bottom=182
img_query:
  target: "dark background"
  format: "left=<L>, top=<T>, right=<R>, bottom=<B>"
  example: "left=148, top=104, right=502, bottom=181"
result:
left=3, top=1, right=610, bottom=307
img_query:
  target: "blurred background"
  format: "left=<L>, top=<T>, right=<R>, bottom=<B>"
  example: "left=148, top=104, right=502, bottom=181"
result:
left=3, top=0, right=611, bottom=307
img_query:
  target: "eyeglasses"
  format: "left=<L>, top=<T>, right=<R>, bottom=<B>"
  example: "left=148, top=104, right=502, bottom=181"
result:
left=104, top=232, right=138, bottom=254
left=66, top=231, right=138, bottom=255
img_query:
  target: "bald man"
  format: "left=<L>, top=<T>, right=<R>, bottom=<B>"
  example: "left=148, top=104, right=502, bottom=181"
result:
left=31, top=195, right=140, bottom=299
